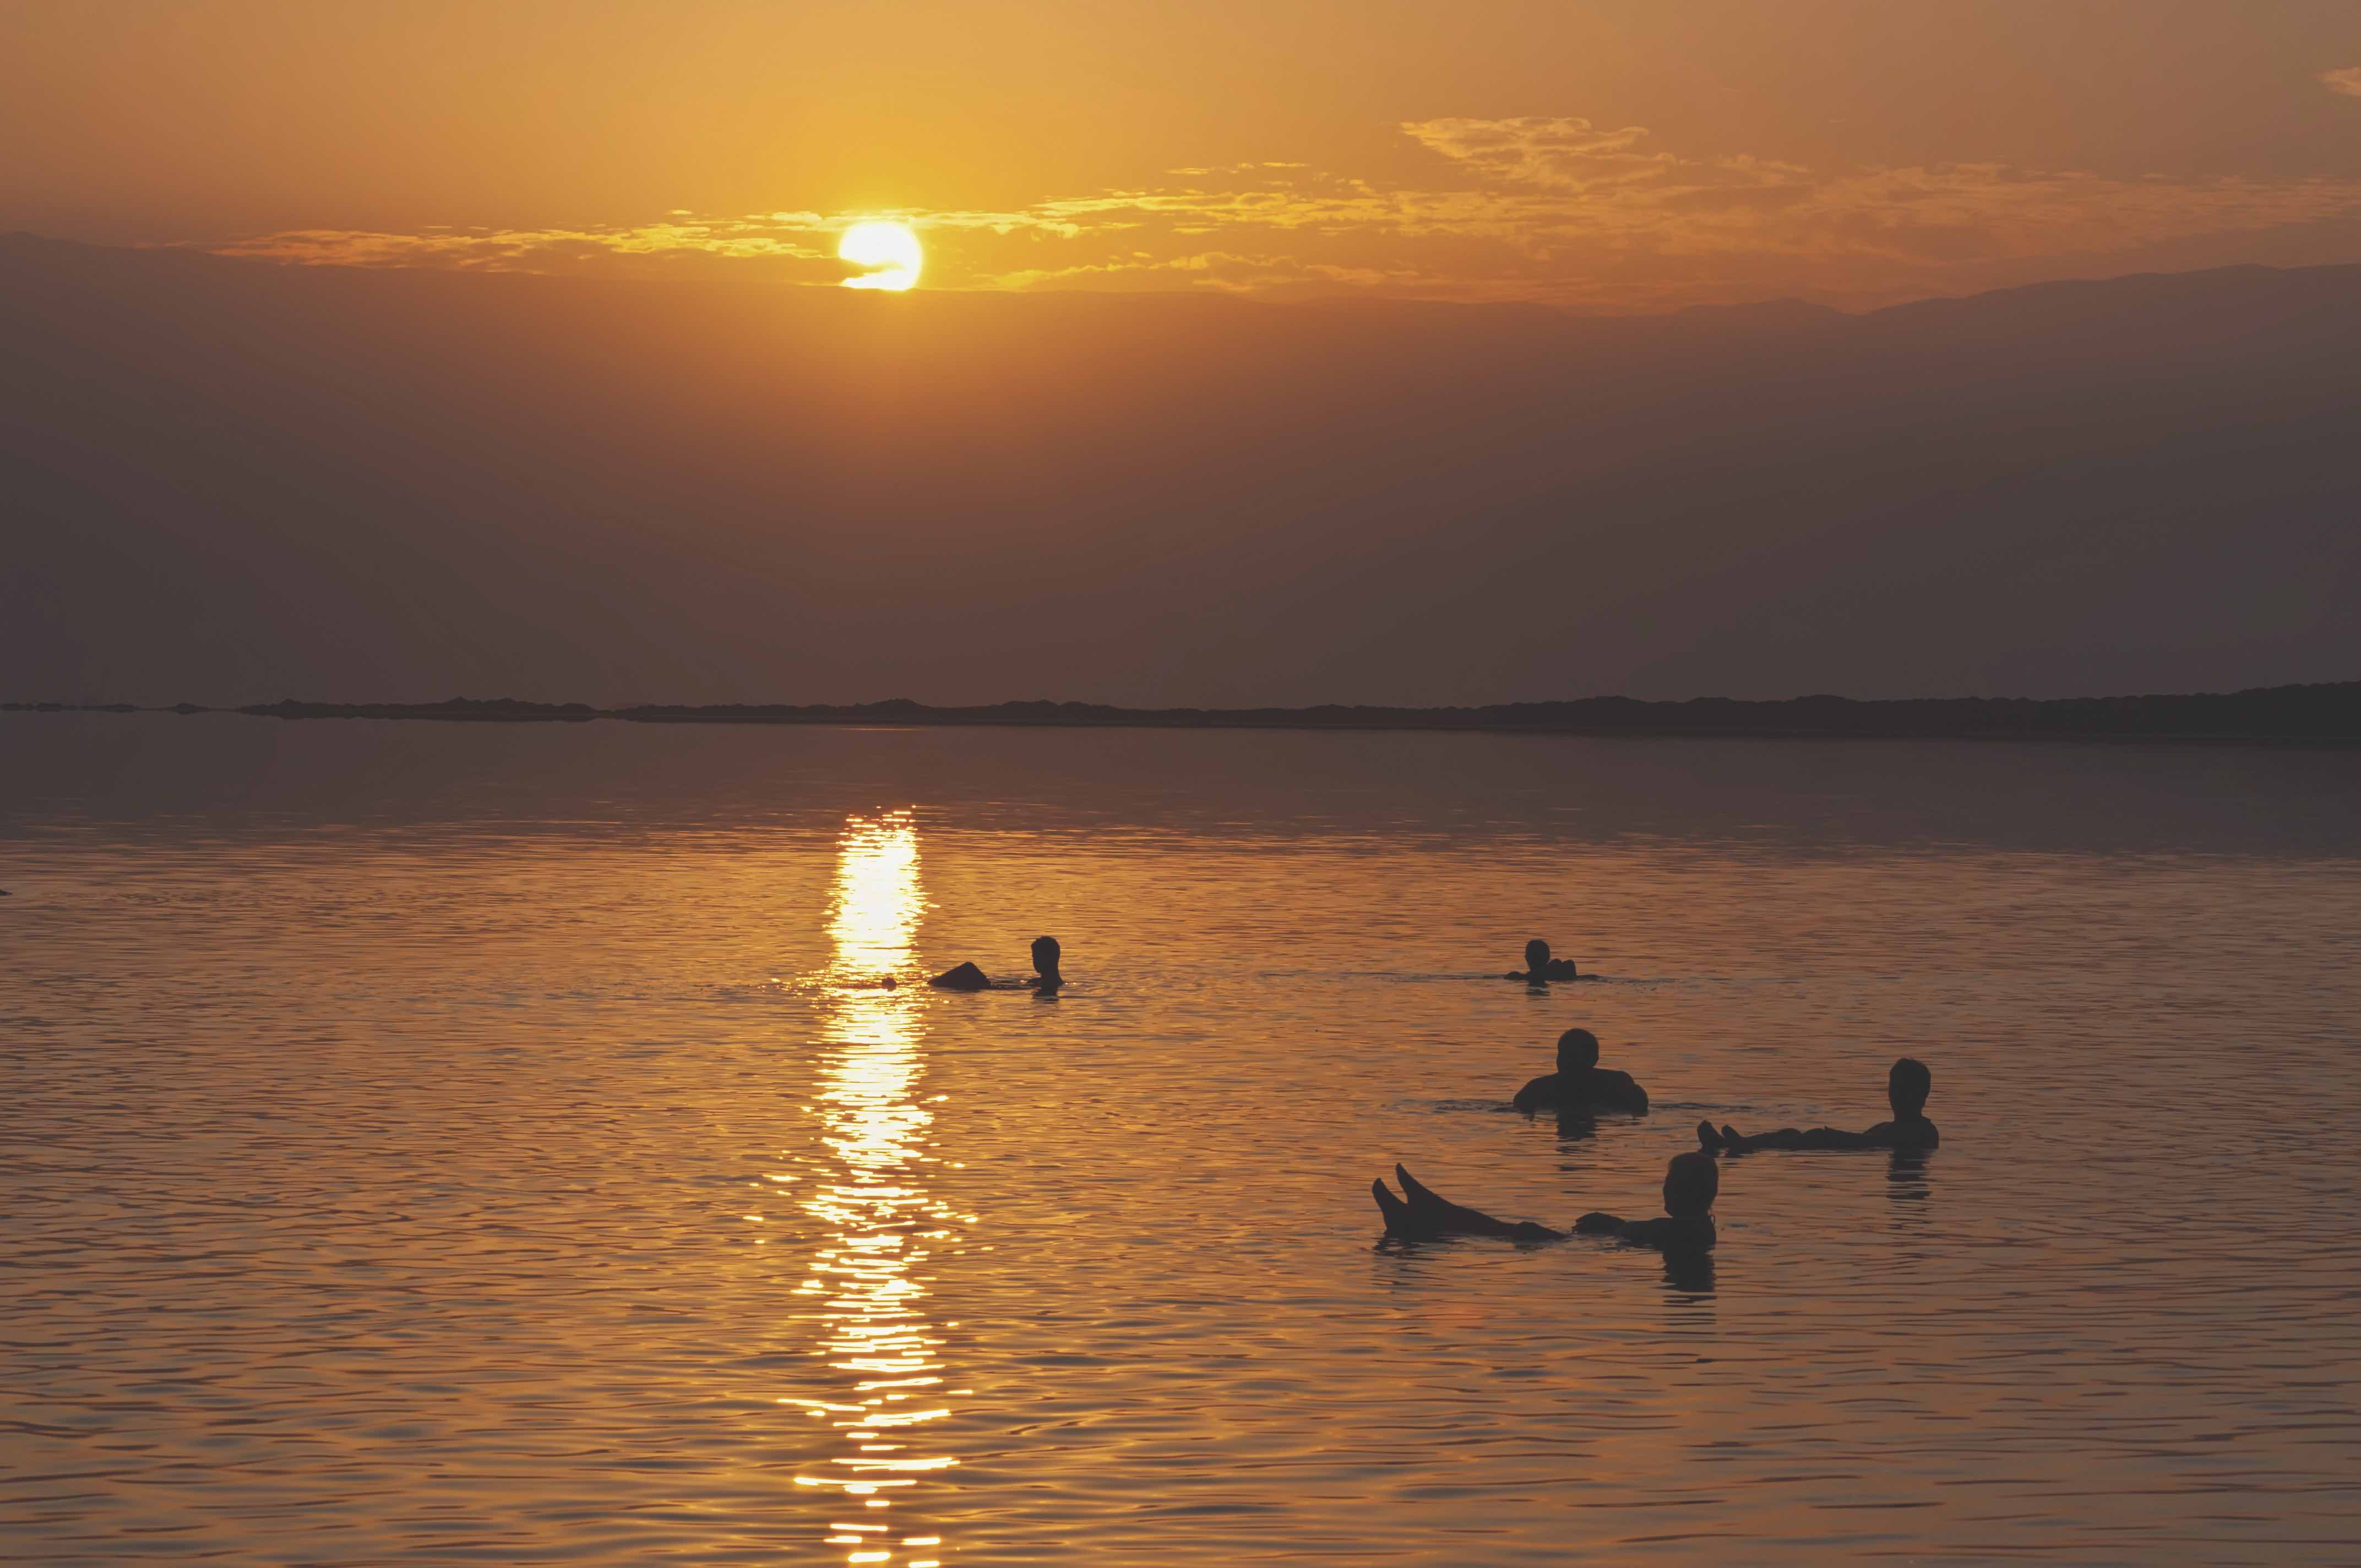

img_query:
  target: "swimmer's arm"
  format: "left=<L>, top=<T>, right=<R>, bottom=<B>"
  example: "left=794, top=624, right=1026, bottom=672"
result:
left=1774, top=1126, right=1882, bottom=1150
left=1511, top=1075, right=1553, bottom=1114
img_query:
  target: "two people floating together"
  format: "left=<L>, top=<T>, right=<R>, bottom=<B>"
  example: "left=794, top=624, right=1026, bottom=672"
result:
left=1377, top=945, right=1940, bottom=1257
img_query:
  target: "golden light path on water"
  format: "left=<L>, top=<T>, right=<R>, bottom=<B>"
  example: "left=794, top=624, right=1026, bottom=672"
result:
left=786, top=812, right=966, bottom=1567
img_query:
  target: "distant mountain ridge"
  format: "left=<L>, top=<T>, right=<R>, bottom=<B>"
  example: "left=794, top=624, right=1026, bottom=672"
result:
left=9, top=680, right=2357, bottom=742
left=4, top=235, right=2357, bottom=706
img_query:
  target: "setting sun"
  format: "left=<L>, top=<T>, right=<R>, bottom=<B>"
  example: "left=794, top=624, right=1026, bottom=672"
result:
left=838, top=220, right=922, bottom=291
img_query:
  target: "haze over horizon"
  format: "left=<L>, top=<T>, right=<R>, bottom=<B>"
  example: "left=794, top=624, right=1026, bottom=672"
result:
left=8, top=236, right=2357, bottom=708
left=4, top=1, right=2358, bottom=706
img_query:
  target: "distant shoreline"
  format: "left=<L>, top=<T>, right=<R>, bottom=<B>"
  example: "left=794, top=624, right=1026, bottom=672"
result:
left=7, top=682, right=2358, bottom=744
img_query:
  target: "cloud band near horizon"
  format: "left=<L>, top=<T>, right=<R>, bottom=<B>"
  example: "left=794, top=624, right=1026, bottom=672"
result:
left=199, top=114, right=2361, bottom=311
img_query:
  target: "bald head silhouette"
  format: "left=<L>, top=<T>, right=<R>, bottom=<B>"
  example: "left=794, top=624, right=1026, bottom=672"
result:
left=1031, top=934, right=1063, bottom=988
left=1889, top=1057, right=1931, bottom=1118
left=1663, top=1152, right=1719, bottom=1219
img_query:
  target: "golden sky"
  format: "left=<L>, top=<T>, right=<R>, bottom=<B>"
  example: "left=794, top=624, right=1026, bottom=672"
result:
left=8, top=0, right=2361, bottom=309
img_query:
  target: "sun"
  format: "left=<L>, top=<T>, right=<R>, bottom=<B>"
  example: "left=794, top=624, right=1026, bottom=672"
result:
left=837, top=220, right=923, bottom=291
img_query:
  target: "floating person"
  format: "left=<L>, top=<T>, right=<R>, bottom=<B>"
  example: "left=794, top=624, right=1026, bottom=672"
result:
left=1028, top=935, right=1063, bottom=992
left=1697, top=1057, right=1938, bottom=1155
left=1511, top=1026, right=1649, bottom=1116
left=927, top=961, right=992, bottom=992
left=927, top=935, right=1067, bottom=993
left=1370, top=1156, right=1717, bottom=1252
left=1503, top=938, right=1582, bottom=983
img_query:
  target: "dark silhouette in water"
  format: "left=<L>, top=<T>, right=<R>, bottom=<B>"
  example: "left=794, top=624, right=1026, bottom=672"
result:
left=1698, top=1057, right=1939, bottom=1154
left=928, top=961, right=992, bottom=992
left=1546, top=1105, right=1597, bottom=1143
left=929, top=936, right=1067, bottom=993
left=1370, top=1155, right=1718, bottom=1253
left=1504, top=938, right=1582, bottom=983
left=1029, top=935, right=1063, bottom=992
left=1661, top=1247, right=1716, bottom=1294
left=1512, top=1028, right=1649, bottom=1115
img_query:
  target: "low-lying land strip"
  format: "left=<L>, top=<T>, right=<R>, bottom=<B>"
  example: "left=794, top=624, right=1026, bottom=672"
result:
left=8, top=682, right=2357, bottom=742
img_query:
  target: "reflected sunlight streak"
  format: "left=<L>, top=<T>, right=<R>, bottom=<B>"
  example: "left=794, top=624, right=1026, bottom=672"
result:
left=795, top=812, right=965, bottom=1565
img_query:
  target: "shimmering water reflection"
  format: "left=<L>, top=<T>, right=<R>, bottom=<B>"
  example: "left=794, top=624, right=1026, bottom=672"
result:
left=793, top=813, right=964, bottom=1566
left=6, top=719, right=2361, bottom=1564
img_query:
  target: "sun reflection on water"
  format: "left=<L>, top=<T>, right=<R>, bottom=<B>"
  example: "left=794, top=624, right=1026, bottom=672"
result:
left=789, top=812, right=964, bottom=1567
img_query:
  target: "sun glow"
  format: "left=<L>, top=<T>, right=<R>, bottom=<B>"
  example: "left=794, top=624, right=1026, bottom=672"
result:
left=838, top=221, right=923, bottom=291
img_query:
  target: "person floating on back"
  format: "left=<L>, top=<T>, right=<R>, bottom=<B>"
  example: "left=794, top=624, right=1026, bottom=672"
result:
left=1370, top=1154, right=1717, bottom=1252
left=1504, top=938, right=1582, bottom=983
left=1697, top=1057, right=1939, bottom=1155
left=1511, top=1027, right=1649, bottom=1115
left=928, top=935, right=1065, bottom=993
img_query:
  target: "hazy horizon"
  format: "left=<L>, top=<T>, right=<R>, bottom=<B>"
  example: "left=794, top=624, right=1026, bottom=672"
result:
left=8, top=234, right=2357, bottom=707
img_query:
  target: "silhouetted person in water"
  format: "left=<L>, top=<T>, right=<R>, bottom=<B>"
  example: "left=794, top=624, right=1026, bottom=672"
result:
left=1512, top=1027, right=1649, bottom=1115
left=1698, top=1057, right=1938, bottom=1155
left=928, top=936, right=1065, bottom=993
left=928, top=961, right=992, bottom=991
left=1028, top=935, right=1063, bottom=992
left=1504, top=938, right=1582, bottom=983
left=1371, top=1155, right=1717, bottom=1251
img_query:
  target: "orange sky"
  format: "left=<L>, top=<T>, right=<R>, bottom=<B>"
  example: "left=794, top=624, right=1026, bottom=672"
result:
left=7, top=0, right=2361, bottom=308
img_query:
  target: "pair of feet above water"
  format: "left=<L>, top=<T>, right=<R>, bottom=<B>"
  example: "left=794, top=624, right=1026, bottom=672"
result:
left=1377, top=1058, right=1937, bottom=1248
left=928, top=935, right=1064, bottom=993
left=1372, top=1156, right=1720, bottom=1251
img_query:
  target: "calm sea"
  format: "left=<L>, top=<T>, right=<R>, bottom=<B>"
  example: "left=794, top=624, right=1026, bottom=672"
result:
left=6, top=715, right=2359, bottom=1565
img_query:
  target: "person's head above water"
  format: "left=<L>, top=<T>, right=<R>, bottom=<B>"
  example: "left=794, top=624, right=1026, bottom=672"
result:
left=1555, top=1027, right=1601, bottom=1075
left=1524, top=938, right=1552, bottom=972
left=1889, top=1056, right=1932, bottom=1119
left=1662, top=1151, right=1720, bottom=1218
left=1031, top=935, right=1062, bottom=980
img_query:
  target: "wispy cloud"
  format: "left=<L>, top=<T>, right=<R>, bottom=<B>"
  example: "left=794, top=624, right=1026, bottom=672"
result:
left=1402, top=116, right=1728, bottom=191
left=202, top=118, right=2361, bottom=311
left=208, top=214, right=846, bottom=280
left=2324, top=67, right=2361, bottom=98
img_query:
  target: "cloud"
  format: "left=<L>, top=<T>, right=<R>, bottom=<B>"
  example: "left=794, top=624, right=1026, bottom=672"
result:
left=206, top=215, right=846, bottom=280
left=1402, top=116, right=1681, bottom=190
left=2324, top=67, right=2361, bottom=98
left=201, top=118, right=2361, bottom=311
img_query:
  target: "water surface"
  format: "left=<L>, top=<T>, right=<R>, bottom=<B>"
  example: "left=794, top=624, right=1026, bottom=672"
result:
left=6, top=716, right=2359, bottom=1563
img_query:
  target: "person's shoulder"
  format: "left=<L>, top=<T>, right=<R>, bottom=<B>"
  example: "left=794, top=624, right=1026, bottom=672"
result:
left=1625, top=1214, right=1713, bottom=1250
left=1672, top=1215, right=1716, bottom=1250
left=1600, top=1069, right=1649, bottom=1110
left=1512, top=1072, right=1560, bottom=1111
left=1868, top=1118, right=1937, bottom=1148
